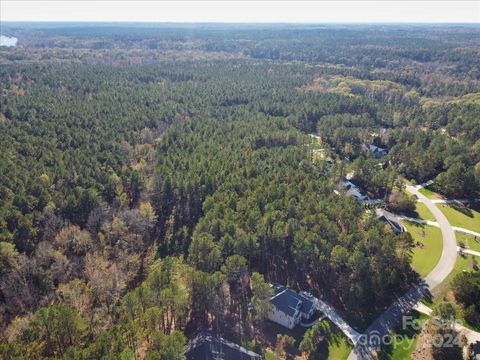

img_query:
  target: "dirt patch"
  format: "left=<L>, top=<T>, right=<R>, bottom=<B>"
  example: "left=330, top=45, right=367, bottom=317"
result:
left=412, top=325, right=433, bottom=360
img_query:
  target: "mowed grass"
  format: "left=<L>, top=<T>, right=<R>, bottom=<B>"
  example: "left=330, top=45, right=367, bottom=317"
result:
left=419, top=185, right=441, bottom=200
left=327, top=333, right=353, bottom=360
left=456, top=232, right=480, bottom=253
left=404, top=222, right=443, bottom=277
left=438, top=203, right=480, bottom=233
left=414, top=201, right=436, bottom=221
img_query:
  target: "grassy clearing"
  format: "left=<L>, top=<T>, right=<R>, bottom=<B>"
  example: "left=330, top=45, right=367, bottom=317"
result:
left=438, top=203, right=480, bottom=233
left=404, top=222, right=443, bottom=277
left=414, top=201, right=436, bottom=221
left=419, top=185, right=441, bottom=200
left=456, top=232, right=480, bottom=253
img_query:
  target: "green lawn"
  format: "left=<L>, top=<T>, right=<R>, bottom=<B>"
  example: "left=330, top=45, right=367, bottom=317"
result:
left=414, top=201, right=436, bottom=221
left=456, top=232, right=480, bottom=253
left=379, top=311, right=429, bottom=360
left=327, top=333, right=353, bottom=360
left=314, top=320, right=353, bottom=360
left=438, top=203, right=480, bottom=233
left=404, top=222, right=443, bottom=277
left=419, top=185, right=441, bottom=200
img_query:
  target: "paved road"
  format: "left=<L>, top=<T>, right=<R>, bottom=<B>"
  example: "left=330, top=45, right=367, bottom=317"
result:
left=409, top=185, right=458, bottom=289
left=399, top=217, right=480, bottom=240
left=454, top=226, right=480, bottom=238
left=300, top=314, right=326, bottom=327
left=347, top=284, right=430, bottom=360
left=308, top=294, right=362, bottom=344
left=400, top=216, right=480, bottom=241
left=458, top=247, right=480, bottom=257
left=347, top=184, right=458, bottom=359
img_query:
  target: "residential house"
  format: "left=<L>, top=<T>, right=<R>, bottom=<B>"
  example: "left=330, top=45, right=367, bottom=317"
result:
left=267, top=284, right=316, bottom=330
left=363, top=144, right=388, bottom=158
left=376, top=209, right=405, bottom=233
left=337, top=179, right=369, bottom=202
left=336, top=179, right=383, bottom=206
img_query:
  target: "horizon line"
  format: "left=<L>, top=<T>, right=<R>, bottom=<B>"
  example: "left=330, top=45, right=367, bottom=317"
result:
left=2, top=20, right=480, bottom=25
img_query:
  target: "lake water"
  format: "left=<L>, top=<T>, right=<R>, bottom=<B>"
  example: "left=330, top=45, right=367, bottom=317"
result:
left=0, top=35, right=18, bottom=47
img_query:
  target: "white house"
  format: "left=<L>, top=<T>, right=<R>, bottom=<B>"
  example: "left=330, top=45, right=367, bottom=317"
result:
left=363, top=143, right=388, bottom=158
left=337, top=179, right=368, bottom=202
left=336, top=179, right=383, bottom=207
left=267, top=284, right=316, bottom=329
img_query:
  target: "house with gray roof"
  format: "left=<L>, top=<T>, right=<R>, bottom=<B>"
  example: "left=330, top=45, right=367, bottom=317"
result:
left=363, top=143, right=388, bottom=158
left=336, top=179, right=368, bottom=202
left=376, top=209, right=405, bottom=233
left=336, top=179, right=383, bottom=207
left=267, top=284, right=316, bottom=329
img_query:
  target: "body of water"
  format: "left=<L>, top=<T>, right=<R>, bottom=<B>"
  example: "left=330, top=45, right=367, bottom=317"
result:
left=0, top=35, right=18, bottom=47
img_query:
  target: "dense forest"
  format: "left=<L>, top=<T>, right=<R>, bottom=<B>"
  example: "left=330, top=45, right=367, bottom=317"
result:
left=0, top=23, right=479, bottom=359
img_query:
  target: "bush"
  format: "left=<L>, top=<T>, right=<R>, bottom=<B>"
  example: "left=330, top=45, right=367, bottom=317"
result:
left=388, top=191, right=416, bottom=214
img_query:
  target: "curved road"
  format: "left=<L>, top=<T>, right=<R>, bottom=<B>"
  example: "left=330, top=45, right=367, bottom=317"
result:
left=409, top=185, right=458, bottom=289
left=347, top=184, right=458, bottom=360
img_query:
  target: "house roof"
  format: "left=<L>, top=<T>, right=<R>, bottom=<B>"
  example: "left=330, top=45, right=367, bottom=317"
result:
left=269, top=284, right=315, bottom=318
left=364, top=144, right=387, bottom=156
left=185, top=331, right=262, bottom=360
left=339, top=179, right=368, bottom=201
left=270, top=289, right=301, bottom=317
left=377, top=209, right=404, bottom=233
left=298, top=293, right=315, bottom=315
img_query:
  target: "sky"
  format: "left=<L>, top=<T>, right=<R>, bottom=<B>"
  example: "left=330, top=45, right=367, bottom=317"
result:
left=1, top=0, right=479, bottom=23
